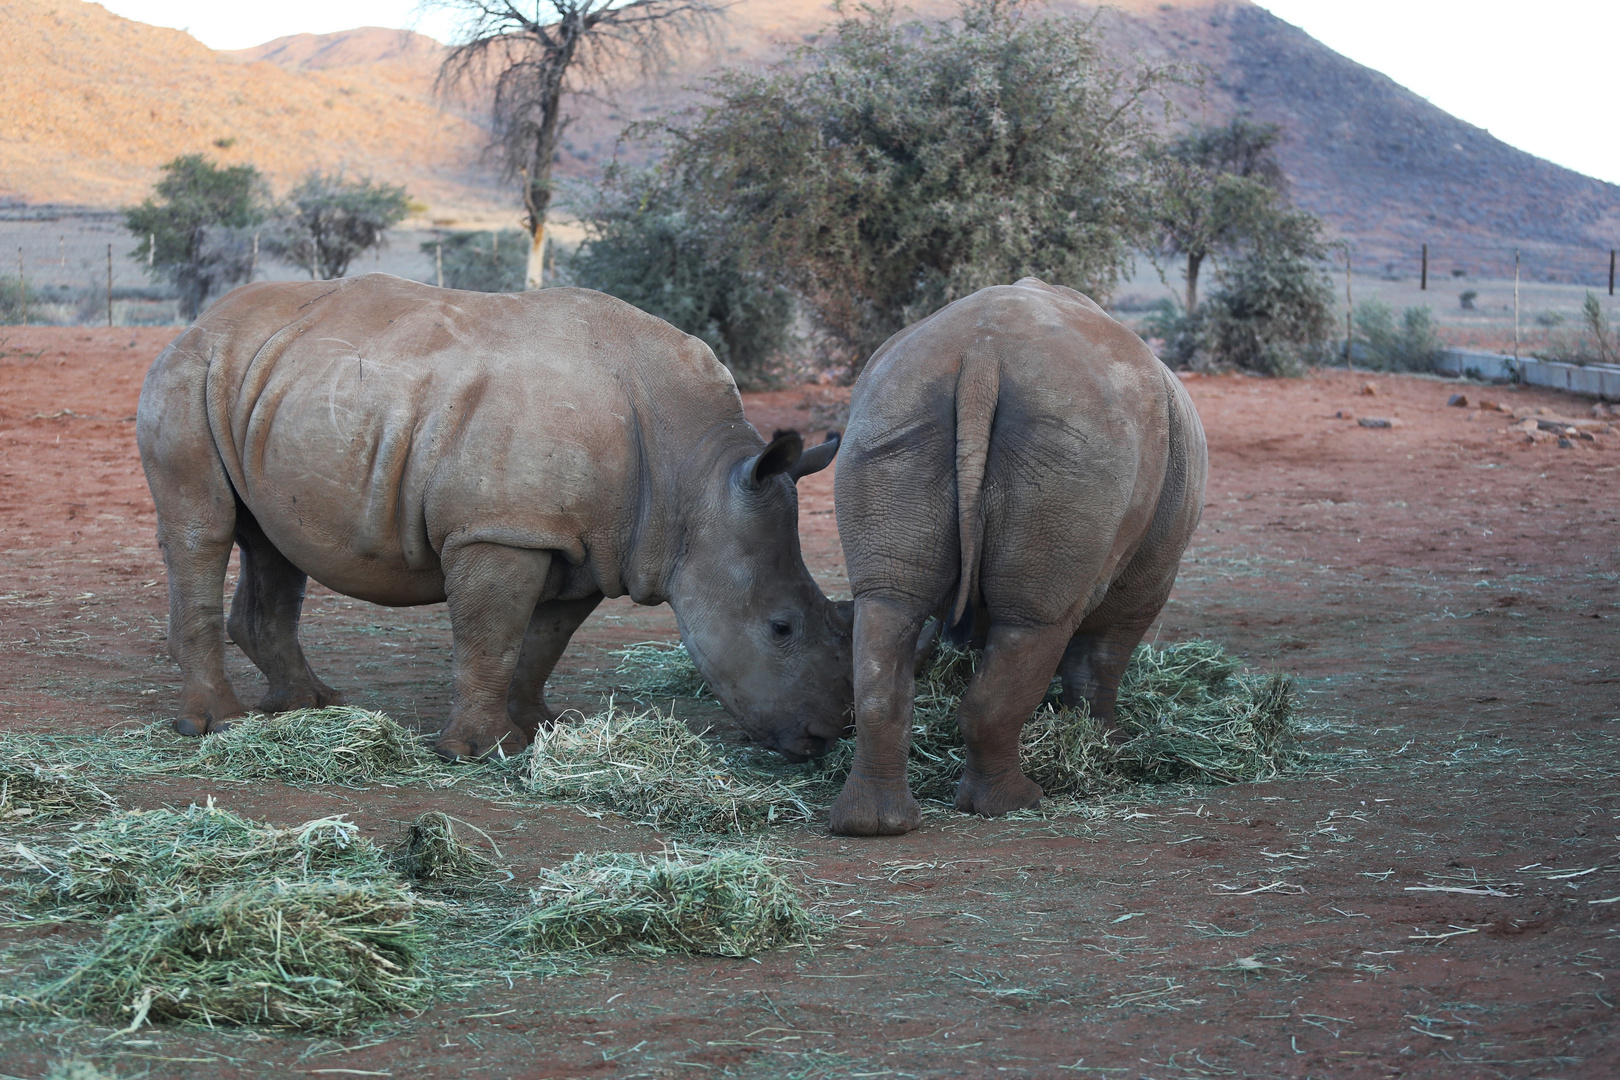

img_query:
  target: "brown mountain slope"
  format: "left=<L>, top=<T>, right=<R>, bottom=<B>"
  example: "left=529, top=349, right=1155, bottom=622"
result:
left=6, top=0, right=1617, bottom=282
left=0, top=1, right=500, bottom=215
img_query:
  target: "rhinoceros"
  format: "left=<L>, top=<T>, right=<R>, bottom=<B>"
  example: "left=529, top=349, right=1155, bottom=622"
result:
left=136, top=274, right=853, bottom=761
left=827, top=278, right=1208, bottom=835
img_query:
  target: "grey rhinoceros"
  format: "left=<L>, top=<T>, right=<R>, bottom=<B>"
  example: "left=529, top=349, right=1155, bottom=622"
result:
left=136, top=274, right=853, bottom=761
left=828, top=278, right=1208, bottom=835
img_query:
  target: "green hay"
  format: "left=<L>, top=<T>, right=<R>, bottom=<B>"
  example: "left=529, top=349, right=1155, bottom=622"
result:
left=515, top=849, right=817, bottom=957
left=579, top=638, right=1301, bottom=830
left=38, top=879, right=425, bottom=1033
left=611, top=641, right=711, bottom=700
left=44, top=1058, right=116, bottom=1080
left=393, top=811, right=501, bottom=891
left=519, top=705, right=822, bottom=833
left=0, top=763, right=114, bottom=823
left=2, top=802, right=391, bottom=918
left=192, top=707, right=441, bottom=786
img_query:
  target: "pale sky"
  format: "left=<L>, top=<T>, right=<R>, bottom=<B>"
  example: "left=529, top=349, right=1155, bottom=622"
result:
left=96, top=0, right=1620, bottom=187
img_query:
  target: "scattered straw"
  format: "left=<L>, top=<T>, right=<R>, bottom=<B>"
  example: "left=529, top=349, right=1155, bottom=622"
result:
left=2, top=801, right=390, bottom=918
left=44, top=1058, right=115, bottom=1080
left=520, top=706, right=822, bottom=833
left=583, top=638, right=1302, bottom=830
left=192, top=707, right=441, bottom=786
left=39, top=879, right=425, bottom=1032
left=0, top=763, right=114, bottom=823
left=515, top=849, right=817, bottom=957
left=393, top=812, right=501, bottom=891
left=611, top=642, right=711, bottom=700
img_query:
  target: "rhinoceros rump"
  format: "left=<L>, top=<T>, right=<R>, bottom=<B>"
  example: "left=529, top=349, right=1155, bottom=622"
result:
left=136, top=275, right=853, bottom=761
left=828, top=278, right=1208, bottom=835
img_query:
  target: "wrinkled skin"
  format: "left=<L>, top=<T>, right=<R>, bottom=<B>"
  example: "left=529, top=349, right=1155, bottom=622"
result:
left=828, top=278, right=1208, bottom=835
left=136, top=274, right=853, bottom=761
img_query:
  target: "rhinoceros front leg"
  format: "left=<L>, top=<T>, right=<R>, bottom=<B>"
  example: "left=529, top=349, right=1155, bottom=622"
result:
left=436, top=543, right=555, bottom=760
left=1058, top=612, right=1158, bottom=732
left=953, top=622, right=1071, bottom=817
left=226, top=509, right=344, bottom=715
left=828, top=597, right=928, bottom=836
left=506, top=593, right=603, bottom=737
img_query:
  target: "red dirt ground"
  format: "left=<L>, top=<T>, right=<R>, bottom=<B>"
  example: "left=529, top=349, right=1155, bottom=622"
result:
left=1, top=327, right=1616, bottom=1079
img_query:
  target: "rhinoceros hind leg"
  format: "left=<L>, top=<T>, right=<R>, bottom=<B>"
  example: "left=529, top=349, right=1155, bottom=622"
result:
left=148, top=453, right=246, bottom=735
left=1058, top=605, right=1164, bottom=732
left=506, top=593, right=603, bottom=736
left=226, top=508, right=343, bottom=715
left=828, top=597, right=929, bottom=836
left=953, top=622, right=1070, bottom=817
left=436, top=543, right=555, bottom=760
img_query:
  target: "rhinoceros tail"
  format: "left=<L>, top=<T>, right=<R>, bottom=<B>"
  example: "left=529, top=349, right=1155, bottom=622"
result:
left=949, top=356, right=1001, bottom=628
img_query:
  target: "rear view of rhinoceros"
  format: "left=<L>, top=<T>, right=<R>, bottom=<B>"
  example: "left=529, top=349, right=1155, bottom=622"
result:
left=136, top=274, right=852, bottom=761
left=829, top=278, right=1208, bottom=835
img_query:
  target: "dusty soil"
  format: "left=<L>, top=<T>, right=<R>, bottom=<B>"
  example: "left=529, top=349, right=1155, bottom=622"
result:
left=0, top=327, right=1616, bottom=1079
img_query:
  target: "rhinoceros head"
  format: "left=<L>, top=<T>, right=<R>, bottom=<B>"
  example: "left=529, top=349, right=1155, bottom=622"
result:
left=671, top=429, right=854, bottom=761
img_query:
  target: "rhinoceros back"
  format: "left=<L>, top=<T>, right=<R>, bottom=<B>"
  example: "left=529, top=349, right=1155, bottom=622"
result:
left=159, top=275, right=737, bottom=605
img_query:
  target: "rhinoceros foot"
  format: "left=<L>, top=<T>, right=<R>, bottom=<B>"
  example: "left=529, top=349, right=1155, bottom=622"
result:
left=257, top=682, right=345, bottom=715
left=434, top=720, right=530, bottom=763
left=173, top=689, right=247, bottom=738
left=828, top=773, right=923, bottom=836
left=954, top=767, right=1043, bottom=818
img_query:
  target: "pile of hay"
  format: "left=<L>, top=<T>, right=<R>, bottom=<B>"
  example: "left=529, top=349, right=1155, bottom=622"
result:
left=192, top=707, right=441, bottom=786
left=836, top=639, right=1299, bottom=798
left=520, top=707, right=822, bottom=833
left=40, top=879, right=425, bottom=1033
left=0, top=763, right=114, bottom=823
left=3, top=802, right=390, bottom=917
left=516, top=849, right=816, bottom=957
left=591, top=638, right=1300, bottom=824
left=611, top=642, right=711, bottom=701
left=393, top=811, right=500, bottom=891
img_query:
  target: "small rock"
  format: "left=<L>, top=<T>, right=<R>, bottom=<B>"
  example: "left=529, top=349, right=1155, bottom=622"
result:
left=1334, top=409, right=1355, bottom=420
left=1536, top=407, right=1554, bottom=417
left=1478, top=399, right=1509, bottom=413
left=1578, top=431, right=1596, bottom=442
left=1558, top=437, right=1574, bottom=449
left=1516, top=418, right=1540, bottom=433
left=1466, top=409, right=1482, bottom=422
left=1358, top=417, right=1393, bottom=428
left=1361, top=382, right=1379, bottom=396
left=1447, top=393, right=1469, bottom=407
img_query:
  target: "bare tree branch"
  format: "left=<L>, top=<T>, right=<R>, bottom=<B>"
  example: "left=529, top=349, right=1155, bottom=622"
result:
left=424, top=0, right=723, bottom=288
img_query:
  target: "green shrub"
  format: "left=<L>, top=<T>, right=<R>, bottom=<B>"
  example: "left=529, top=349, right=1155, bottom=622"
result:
left=422, top=229, right=528, bottom=293
left=1353, top=300, right=1441, bottom=372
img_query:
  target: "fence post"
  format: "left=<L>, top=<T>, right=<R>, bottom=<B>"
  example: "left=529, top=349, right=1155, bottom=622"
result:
left=106, top=244, right=113, bottom=328
left=17, top=247, right=24, bottom=327
left=1420, top=243, right=1427, bottom=291
left=1344, top=249, right=1353, bottom=369
left=436, top=241, right=444, bottom=288
left=1611, top=249, right=1616, bottom=296
left=1512, top=248, right=1520, bottom=363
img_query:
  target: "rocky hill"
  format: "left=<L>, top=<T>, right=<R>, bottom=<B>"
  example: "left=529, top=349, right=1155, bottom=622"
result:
left=0, top=2, right=500, bottom=218
left=3, top=0, right=1617, bottom=282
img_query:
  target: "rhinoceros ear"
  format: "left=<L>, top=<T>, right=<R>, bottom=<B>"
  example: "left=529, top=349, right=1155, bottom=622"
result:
left=745, top=429, right=805, bottom=488
left=790, top=430, right=840, bottom=481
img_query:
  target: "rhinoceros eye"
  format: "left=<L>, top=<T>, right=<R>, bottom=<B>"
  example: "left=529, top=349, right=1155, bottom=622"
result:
left=770, top=619, right=793, bottom=639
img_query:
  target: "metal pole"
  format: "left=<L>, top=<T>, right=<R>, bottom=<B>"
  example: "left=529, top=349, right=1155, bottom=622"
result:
left=1512, top=248, right=1520, bottom=363
left=17, top=247, right=25, bottom=327
left=435, top=241, right=443, bottom=288
left=1420, top=243, right=1427, bottom=291
left=106, top=244, right=113, bottom=327
left=1344, top=249, right=1354, bottom=369
left=148, top=232, right=155, bottom=269
left=1611, top=249, right=1616, bottom=296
